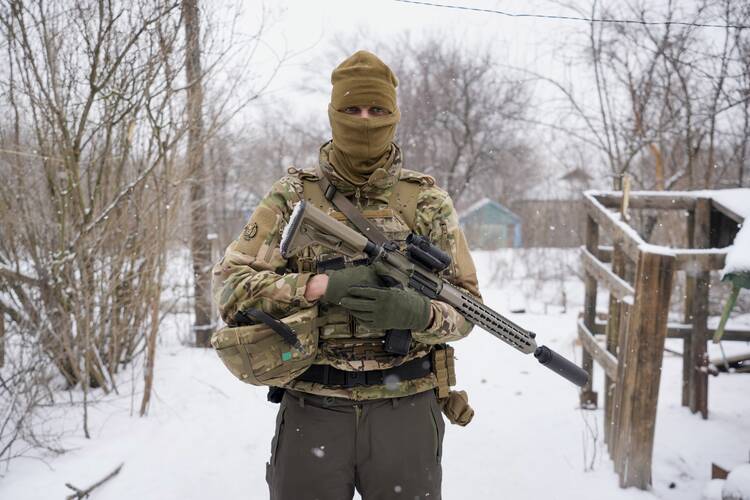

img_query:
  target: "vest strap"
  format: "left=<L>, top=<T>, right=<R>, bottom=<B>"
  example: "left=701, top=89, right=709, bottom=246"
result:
left=315, top=166, right=391, bottom=247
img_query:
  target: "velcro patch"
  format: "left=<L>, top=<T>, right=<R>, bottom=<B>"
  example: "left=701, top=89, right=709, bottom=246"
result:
left=243, top=222, right=258, bottom=241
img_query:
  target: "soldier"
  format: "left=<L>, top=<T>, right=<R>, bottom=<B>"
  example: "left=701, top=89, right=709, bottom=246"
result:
left=213, top=50, right=481, bottom=500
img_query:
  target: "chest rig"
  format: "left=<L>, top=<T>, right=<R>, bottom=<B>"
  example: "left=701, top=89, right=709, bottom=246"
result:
left=285, top=166, right=427, bottom=367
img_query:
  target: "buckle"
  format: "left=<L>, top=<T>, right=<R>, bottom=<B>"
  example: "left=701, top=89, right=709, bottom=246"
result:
left=344, top=371, right=365, bottom=388
left=324, top=184, right=337, bottom=201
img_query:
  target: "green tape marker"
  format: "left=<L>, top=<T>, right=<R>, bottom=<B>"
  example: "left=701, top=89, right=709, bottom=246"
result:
left=281, top=351, right=292, bottom=362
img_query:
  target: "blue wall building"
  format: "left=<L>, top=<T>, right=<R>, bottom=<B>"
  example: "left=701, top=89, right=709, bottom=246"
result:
left=459, top=198, right=522, bottom=249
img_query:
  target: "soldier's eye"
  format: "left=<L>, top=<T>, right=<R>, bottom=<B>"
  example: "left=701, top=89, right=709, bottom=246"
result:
left=370, top=107, right=389, bottom=115
left=343, top=106, right=361, bottom=114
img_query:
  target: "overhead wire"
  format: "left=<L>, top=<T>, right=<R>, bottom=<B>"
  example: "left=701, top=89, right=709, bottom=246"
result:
left=393, top=0, right=750, bottom=30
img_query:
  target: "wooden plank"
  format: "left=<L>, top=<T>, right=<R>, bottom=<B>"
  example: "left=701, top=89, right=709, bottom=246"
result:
left=580, top=246, right=635, bottom=304
left=577, top=319, right=618, bottom=381
left=598, top=245, right=613, bottom=263
left=581, top=214, right=599, bottom=408
left=711, top=198, right=745, bottom=224
left=594, top=192, right=697, bottom=210
left=682, top=209, right=696, bottom=407
left=583, top=320, right=750, bottom=343
left=604, top=244, right=626, bottom=452
left=614, top=251, right=675, bottom=489
left=583, top=193, right=642, bottom=262
left=709, top=352, right=750, bottom=372
left=666, top=323, right=750, bottom=342
left=689, top=198, right=710, bottom=419
left=0, top=313, right=4, bottom=368
left=674, top=250, right=727, bottom=271
left=712, top=463, right=730, bottom=480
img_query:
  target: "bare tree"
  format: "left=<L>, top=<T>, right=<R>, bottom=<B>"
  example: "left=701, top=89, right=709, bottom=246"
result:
left=545, top=0, right=750, bottom=193
left=182, top=0, right=212, bottom=347
left=390, top=36, right=538, bottom=207
left=0, top=0, right=186, bottom=455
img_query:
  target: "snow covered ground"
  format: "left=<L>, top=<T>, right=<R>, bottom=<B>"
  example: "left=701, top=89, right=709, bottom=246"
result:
left=1, top=249, right=749, bottom=500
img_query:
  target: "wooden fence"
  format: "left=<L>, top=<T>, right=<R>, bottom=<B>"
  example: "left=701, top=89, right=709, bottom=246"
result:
left=579, top=191, right=750, bottom=489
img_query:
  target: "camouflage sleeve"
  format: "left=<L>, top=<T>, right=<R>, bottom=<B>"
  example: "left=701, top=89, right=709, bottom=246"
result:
left=411, top=187, right=482, bottom=344
left=211, top=175, right=316, bottom=325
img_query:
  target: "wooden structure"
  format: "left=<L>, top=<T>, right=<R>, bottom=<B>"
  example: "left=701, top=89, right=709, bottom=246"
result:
left=578, top=190, right=750, bottom=490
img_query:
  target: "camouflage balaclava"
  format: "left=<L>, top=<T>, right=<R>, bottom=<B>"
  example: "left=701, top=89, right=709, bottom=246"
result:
left=328, top=50, right=401, bottom=186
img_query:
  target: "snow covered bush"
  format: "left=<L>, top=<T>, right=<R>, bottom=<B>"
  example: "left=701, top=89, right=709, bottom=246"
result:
left=723, top=465, right=750, bottom=500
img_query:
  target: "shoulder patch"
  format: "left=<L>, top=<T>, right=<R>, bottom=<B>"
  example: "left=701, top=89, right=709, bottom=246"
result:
left=242, top=222, right=258, bottom=241
left=273, top=174, right=304, bottom=195
left=286, top=166, right=320, bottom=182
left=399, top=168, right=436, bottom=187
left=418, top=183, right=449, bottom=203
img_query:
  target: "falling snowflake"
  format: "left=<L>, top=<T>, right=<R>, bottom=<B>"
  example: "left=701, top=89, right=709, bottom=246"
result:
left=384, top=374, right=401, bottom=391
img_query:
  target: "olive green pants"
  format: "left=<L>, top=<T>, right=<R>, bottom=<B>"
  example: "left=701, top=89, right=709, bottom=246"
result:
left=266, top=389, right=445, bottom=500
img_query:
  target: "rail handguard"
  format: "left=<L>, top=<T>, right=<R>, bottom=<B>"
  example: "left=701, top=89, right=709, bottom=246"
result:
left=281, top=201, right=589, bottom=388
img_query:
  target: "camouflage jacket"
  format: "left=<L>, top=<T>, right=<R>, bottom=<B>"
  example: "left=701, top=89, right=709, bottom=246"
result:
left=212, top=142, right=481, bottom=400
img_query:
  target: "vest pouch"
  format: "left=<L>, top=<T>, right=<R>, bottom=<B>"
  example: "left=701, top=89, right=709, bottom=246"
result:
left=210, top=306, right=319, bottom=386
left=318, top=307, right=352, bottom=339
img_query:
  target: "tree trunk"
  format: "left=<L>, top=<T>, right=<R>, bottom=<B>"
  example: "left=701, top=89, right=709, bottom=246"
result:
left=183, top=0, right=213, bottom=346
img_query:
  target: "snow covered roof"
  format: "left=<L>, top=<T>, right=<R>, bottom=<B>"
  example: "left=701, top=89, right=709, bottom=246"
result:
left=459, top=197, right=521, bottom=223
left=708, top=189, right=750, bottom=223
left=712, top=189, right=750, bottom=277
left=694, top=189, right=749, bottom=276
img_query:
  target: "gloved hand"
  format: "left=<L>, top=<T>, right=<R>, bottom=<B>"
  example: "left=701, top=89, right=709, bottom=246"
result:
left=339, top=285, right=432, bottom=331
left=321, top=265, right=381, bottom=305
left=371, top=260, right=408, bottom=288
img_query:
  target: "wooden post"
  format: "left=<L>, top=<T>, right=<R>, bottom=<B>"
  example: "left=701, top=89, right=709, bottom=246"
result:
left=581, top=215, right=599, bottom=408
left=0, top=313, right=4, bottom=368
left=604, top=244, right=626, bottom=450
left=688, top=198, right=710, bottom=418
left=682, top=209, right=695, bottom=407
left=612, top=254, right=634, bottom=476
left=613, top=251, right=675, bottom=489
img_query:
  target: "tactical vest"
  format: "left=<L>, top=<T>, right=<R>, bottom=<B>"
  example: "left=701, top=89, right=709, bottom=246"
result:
left=285, top=167, right=436, bottom=371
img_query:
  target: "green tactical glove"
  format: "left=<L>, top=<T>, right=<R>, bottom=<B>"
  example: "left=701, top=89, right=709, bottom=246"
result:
left=339, top=285, right=432, bottom=331
left=371, top=260, right=408, bottom=287
left=322, top=265, right=382, bottom=305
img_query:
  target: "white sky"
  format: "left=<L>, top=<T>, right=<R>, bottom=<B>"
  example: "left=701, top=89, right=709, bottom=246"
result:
left=238, top=0, right=586, bottom=115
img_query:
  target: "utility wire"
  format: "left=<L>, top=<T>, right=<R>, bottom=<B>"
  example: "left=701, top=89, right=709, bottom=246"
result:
left=393, top=0, right=750, bottom=30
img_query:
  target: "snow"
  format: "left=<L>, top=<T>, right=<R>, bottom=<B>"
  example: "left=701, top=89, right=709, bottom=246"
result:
left=723, top=464, right=750, bottom=500
left=707, top=190, right=750, bottom=221
left=2, top=249, right=750, bottom=500
left=712, top=189, right=750, bottom=277
left=723, top=223, right=750, bottom=277
left=638, top=242, right=677, bottom=257
left=702, top=479, right=725, bottom=500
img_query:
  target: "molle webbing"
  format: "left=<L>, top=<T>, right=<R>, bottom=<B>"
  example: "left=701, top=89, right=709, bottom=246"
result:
left=390, top=177, right=420, bottom=231
left=296, top=356, right=432, bottom=388
left=432, top=345, right=456, bottom=399
left=301, top=167, right=422, bottom=233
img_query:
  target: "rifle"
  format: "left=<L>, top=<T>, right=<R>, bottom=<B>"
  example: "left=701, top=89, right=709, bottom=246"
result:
left=280, top=201, right=589, bottom=388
